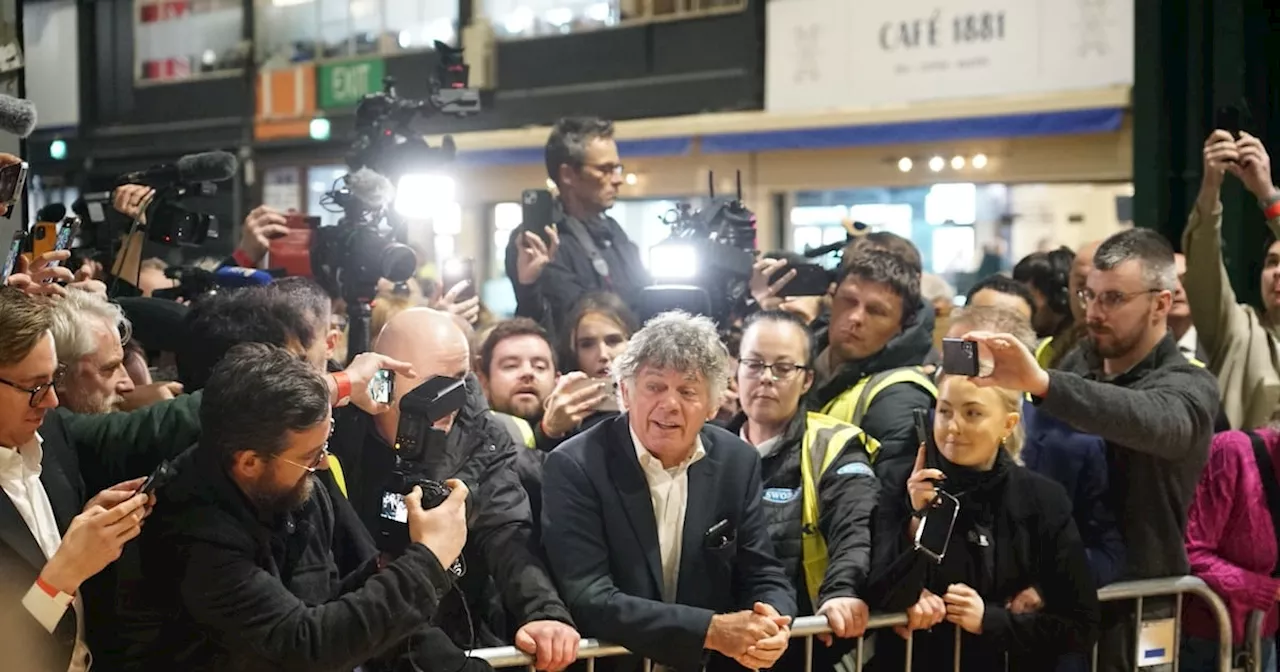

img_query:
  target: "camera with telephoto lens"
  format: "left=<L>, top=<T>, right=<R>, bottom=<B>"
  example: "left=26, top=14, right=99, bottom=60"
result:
left=377, top=375, right=469, bottom=571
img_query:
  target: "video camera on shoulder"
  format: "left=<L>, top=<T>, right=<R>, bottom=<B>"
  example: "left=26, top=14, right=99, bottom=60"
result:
left=377, top=375, right=468, bottom=566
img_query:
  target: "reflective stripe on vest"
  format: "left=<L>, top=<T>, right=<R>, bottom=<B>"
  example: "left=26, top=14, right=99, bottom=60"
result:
left=1187, top=356, right=1206, bottom=368
left=491, top=411, right=536, bottom=449
left=819, top=367, right=938, bottom=461
left=327, top=454, right=348, bottom=499
left=798, top=412, right=878, bottom=606
left=1034, top=337, right=1055, bottom=369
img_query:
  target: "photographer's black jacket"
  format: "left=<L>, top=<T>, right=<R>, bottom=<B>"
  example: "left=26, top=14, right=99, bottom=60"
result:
left=330, top=375, right=573, bottom=649
left=503, top=210, right=649, bottom=343
left=129, top=444, right=465, bottom=672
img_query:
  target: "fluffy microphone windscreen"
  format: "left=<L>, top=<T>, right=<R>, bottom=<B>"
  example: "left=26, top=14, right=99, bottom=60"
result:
left=175, top=151, right=239, bottom=183
left=0, top=95, right=37, bottom=138
left=346, top=168, right=394, bottom=210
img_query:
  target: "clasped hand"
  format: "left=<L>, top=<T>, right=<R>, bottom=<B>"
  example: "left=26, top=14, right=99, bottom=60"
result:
left=706, top=602, right=791, bottom=670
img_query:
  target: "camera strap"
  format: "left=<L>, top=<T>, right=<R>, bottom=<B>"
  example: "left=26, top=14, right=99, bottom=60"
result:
left=561, top=217, right=611, bottom=285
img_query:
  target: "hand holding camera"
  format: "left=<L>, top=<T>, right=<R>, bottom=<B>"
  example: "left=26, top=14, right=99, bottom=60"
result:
left=407, top=478, right=469, bottom=570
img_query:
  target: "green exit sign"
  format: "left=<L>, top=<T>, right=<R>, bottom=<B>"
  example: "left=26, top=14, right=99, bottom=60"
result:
left=317, top=57, right=385, bottom=110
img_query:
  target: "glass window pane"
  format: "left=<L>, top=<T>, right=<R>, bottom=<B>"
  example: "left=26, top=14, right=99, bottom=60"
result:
left=137, top=0, right=245, bottom=83
left=485, top=0, right=620, bottom=40
left=306, top=165, right=348, bottom=228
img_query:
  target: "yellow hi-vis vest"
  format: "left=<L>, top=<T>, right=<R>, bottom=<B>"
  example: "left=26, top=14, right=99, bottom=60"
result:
left=491, top=411, right=536, bottom=449
left=1034, top=337, right=1056, bottom=369
left=799, top=412, right=878, bottom=606
left=819, top=367, right=938, bottom=461
left=327, top=455, right=348, bottom=499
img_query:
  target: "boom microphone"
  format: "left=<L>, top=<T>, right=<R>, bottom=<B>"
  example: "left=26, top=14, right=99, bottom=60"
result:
left=345, top=168, right=394, bottom=210
left=120, top=151, right=239, bottom=187
left=0, top=94, right=36, bottom=138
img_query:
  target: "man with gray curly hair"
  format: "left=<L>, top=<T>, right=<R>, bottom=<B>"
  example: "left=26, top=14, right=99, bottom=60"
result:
left=543, top=311, right=797, bottom=672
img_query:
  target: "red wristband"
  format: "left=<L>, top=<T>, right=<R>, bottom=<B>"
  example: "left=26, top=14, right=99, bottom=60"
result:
left=36, top=576, right=69, bottom=598
left=1264, top=201, right=1280, bottom=220
left=231, top=248, right=255, bottom=268
left=332, top=371, right=352, bottom=405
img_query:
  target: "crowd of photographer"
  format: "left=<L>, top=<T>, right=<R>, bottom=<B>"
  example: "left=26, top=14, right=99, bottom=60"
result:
left=5, top=112, right=1280, bottom=672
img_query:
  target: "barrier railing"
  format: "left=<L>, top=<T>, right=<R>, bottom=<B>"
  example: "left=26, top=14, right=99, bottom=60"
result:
left=472, top=576, right=1243, bottom=671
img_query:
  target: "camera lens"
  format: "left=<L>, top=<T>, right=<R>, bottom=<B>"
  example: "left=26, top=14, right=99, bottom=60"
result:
left=380, top=242, right=417, bottom=284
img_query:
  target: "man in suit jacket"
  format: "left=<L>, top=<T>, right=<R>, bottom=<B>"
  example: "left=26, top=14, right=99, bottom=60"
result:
left=542, top=311, right=797, bottom=672
left=0, top=286, right=205, bottom=671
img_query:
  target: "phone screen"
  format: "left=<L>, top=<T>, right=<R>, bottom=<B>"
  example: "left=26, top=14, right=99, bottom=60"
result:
left=1, top=231, right=21, bottom=280
left=441, top=258, right=476, bottom=302
left=0, top=162, right=28, bottom=213
left=369, top=370, right=394, bottom=405
left=941, top=338, right=980, bottom=377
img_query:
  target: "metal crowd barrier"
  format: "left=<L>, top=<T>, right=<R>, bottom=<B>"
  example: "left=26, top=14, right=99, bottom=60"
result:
left=472, top=576, right=1257, bottom=672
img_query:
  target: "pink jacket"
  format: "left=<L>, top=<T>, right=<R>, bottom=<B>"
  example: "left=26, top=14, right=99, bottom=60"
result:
left=1184, top=428, right=1280, bottom=644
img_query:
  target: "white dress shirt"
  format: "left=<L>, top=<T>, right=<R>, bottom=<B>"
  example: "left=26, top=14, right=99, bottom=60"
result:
left=630, top=425, right=706, bottom=603
left=1177, top=325, right=1201, bottom=362
left=1, top=435, right=91, bottom=672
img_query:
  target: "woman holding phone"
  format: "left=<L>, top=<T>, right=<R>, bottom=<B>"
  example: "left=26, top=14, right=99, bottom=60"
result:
left=866, top=328, right=1098, bottom=670
left=534, top=292, right=638, bottom=451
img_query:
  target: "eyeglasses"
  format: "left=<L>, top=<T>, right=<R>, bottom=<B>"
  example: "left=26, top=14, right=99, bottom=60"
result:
left=0, top=366, right=66, bottom=408
left=280, top=443, right=332, bottom=474
left=739, top=359, right=808, bottom=380
left=1076, top=288, right=1161, bottom=313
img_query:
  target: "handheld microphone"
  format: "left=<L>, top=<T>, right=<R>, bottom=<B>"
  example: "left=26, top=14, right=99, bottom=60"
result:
left=210, top=266, right=274, bottom=288
left=0, top=95, right=37, bottom=138
left=120, top=151, right=239, bottom=187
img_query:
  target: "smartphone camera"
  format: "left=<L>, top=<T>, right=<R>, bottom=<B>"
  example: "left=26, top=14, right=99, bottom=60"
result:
left=941, top=338, right=981, bottom=377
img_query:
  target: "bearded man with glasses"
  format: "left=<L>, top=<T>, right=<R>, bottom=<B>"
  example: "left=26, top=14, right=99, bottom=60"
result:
left=958, top=228, right=1221, bottom=672
left=127, top=343, right=473, bottom=672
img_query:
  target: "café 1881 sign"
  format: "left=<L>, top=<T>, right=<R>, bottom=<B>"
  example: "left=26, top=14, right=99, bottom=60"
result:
left=765, top=0, right=1134, bottom=112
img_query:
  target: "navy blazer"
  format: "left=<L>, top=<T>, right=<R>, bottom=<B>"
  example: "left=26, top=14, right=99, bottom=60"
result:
left=541, top=415, right=797, bottom=672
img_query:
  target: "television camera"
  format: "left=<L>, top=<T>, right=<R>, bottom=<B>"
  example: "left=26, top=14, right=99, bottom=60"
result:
left=312, top=41, right=481, bottom=362
left=74, top=151, right=238, bottom=260
left=377, top=374, right=469, bottom=568
left=642, top=171, right=758, bottom=329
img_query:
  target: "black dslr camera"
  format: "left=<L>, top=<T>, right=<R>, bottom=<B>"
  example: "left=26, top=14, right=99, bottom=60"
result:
left=377, top=375, right=468, bottom=571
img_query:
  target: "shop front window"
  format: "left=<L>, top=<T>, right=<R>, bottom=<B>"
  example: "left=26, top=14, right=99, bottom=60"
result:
left=255, top=0, right=456, bottom=67
left=136, top=0, right=246, bottom=83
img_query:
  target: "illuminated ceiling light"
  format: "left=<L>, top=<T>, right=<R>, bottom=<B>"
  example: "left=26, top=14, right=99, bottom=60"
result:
left=398, top=30, right=412, bottom=49
left=972, top=153, right=988, bottom=169
left=951, top=156, right=965, bottom=170
left=585, top=2, right=611, bottom=21
left=897, top=157, right=913, bottom=172
left=624, top=172, right=638, bottom=186
left=929, top=156, right=945, bottom=172
left=308, top=117, right=331, bottom=141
